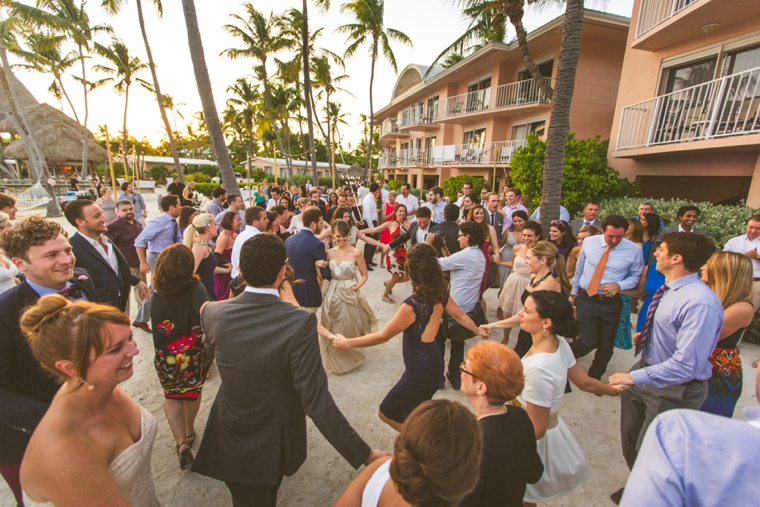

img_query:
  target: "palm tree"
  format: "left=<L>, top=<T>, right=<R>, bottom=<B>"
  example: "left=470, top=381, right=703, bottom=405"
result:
left=180, top=0, right=237, bottom=189
left=336, top=0, right=412, bottom=173
left=326, top=101, right=349, bottom=188
left=8, top=30, right=79, bottom=115
left=92, top=37, right=150, bottom=178
left=160, top=93, right=186, bottom=151
left=226, top=77, right=259, bottom=174
left=221, top=3, right=295, bottom=179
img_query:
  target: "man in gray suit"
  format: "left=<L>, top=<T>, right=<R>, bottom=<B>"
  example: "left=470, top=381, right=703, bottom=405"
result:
left=570, top=201, right=601, bottom=236
left=660, top=205, right=707, bottom=236
left=193, top=234, right=384, bottom=506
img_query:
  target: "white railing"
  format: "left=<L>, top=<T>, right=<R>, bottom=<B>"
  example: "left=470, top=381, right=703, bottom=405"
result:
left=617, top=65, right=760, bottom=150
left=444, top=79, right=550, bottom=118
left=380, top=118, right=403, bottom=137
left=399, top=103, right=440, bottom=128
left=379, top=153, right=396, bottom=168
left=636, top=0, right=699, bottom=38
left=397, top=148, right=422, bottom=165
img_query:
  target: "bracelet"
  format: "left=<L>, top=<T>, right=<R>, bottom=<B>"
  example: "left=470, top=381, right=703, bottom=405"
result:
left=612, top=387, right=621, bottom=396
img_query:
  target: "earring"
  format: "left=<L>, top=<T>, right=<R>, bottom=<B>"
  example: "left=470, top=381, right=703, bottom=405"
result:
left=542, top=329, right=550, bottom=338
left=80, top=378, right=95, bottom=391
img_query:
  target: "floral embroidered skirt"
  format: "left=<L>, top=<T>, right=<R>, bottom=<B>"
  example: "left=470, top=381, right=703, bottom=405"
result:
left=153, top=322, right=213, bottom=400
left=700, top=347, right=743, bottom=418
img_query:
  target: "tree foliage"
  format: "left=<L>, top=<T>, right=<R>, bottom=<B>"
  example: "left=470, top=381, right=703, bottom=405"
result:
left=509, top=133, right=639, bottom=216
left=441, top=174, right=487, bottom=201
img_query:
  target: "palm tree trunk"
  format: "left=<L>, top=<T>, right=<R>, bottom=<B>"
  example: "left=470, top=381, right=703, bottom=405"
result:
left=0, top=42, right=61, bottom=217
left=367, top=41, right=377, bottom=175
left=506, top=4, right=554, bottom=100
left=56, top=74, right=80, bottom=123
left=122, top=84, right=130, bottom=180
left=77, top=42, right=89, bottom=179
left=539, top=0, right=584, bottom=232
left=261, top=74, right=292, bottom=177
left=302, top=0, right=319, bottom=185
left=181, top=0, right=237, bottom=190
left=137, top=0, right=185, bottom=184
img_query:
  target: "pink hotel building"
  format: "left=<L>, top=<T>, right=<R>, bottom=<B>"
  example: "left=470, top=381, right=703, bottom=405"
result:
left=376, top=0, right=760, bottom=207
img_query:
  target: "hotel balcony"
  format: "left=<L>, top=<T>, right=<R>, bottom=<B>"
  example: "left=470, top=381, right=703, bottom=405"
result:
left=398, top=104, right=440, bottom=132
left=381, top=140, right=527, bottom=169
left=378, top=118, right=409, bottom=145
left=632, top=0, right=756, bottom=52
left=437, top=79, right=551, bottom=124
left=615, top=65, right=760, bottom=157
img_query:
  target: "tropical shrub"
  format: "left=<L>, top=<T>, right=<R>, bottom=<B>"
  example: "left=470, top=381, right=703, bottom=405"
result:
left=510, top=133, right=639, bottom=216
left=148, top=164, right=170, bottom=183
left=184, top=172, right=212, bottom=183
left=388, top=179, right=403, bottom=191
left=441, top=175, right=487, bottom=202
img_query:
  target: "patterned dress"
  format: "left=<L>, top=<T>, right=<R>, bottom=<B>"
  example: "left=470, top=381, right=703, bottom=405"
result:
left=151, top=282, right=213, bottom=400
left=700, top=325, right=747, bottom=418
left=386, top=223, right=408, bottom=275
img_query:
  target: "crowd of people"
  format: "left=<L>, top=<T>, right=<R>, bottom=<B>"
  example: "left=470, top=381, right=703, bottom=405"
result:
left=0, top=179, right=759, bottom=506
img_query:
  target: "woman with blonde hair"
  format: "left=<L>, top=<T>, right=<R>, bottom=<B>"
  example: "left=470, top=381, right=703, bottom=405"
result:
left=183, top=213, right=226, bottom=301
left=19, top=296, right=161, bottom=506
left=700, top=251, right=755, bottom=417
left=334, top=399, right=482, bottom=507
left=489, top=241, right=571, bottom=356
left=96, top=186, right=118, bottom=223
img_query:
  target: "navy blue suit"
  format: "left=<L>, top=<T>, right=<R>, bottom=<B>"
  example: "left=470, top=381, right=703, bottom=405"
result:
left=285, top=229, right=331, bottom=308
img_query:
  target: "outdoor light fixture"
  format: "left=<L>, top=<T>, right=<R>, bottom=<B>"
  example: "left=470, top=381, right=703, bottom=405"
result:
left=702, top=23, right=719, bottom=34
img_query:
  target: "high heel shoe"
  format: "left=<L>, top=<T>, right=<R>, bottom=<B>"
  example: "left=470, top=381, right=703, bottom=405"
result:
left=177, top=442, right=194, bottom=471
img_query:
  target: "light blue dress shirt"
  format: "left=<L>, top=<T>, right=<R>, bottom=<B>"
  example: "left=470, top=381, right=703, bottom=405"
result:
left=118, top=191, right=146, bottom=216
left=438, top=246, right=486, bottom=313
left=629, top=273, right=723, bottom=388
left=620, top=407, right=760, bottom=507
left=571, top=235, right=644, bottom=296
left=26, top=278, right=88, bottom=301
left=134, top=212, right=180, bottom=254
left=529, top=205, right=570, bottom=222
left=205, top=199, right=223, bottom=217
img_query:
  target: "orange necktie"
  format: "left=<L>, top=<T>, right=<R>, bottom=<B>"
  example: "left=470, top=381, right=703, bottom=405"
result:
left=586, top=245, right=610, bottom=296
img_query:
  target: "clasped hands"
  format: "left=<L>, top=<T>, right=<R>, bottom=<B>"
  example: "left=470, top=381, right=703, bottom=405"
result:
left=328, top=333, right=348, bottom=350
left=600, top=283, right=620, bottom=297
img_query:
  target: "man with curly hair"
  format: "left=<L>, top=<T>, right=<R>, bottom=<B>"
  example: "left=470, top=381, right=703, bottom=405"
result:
left=0, top=216, right=97, bottom=505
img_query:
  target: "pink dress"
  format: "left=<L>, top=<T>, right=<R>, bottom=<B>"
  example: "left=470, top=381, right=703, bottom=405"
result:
left=214, top=248, right=232, bottom=301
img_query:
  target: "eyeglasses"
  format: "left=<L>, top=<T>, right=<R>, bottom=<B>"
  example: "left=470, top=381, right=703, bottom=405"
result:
left=551, top=220, right=566, bottom=231
left=459, top=362, right=477, bottom=378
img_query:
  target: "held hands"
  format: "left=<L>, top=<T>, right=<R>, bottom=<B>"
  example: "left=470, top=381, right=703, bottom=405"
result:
left=364, top=449, right=392, bottom=467
left=479, top=324, right=493, bottom=335
left=381, top=244, right=390, bottom=254
left=315, top=260, right=328, bottom=269
left=476, top=327, right=490, bottom=339
left=137, top=281, right=150, bottom=300
left=139, top=261, right=150, bottom=274
left=601, top=283, right=621, bottom=297
left=608, top=372, right=634, bottom=387
left=330, top=334, right=349, bottom=350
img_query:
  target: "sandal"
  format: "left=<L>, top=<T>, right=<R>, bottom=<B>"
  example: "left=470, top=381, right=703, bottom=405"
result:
left=185, top=431, right=196, bottom=448
left=382, top=296, right=395, bottom=304
left=383, top=281, right=393, bottom=296
left=177, top=442, right=194, bottom=471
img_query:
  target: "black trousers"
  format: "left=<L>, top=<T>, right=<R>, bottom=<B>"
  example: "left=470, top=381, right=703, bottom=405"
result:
left=435, top=321, right=464, bottom=380
left=225, top=476, right=283, bottom=507
left=362, top=221, right=378, bottom=265
left=570, top=290, right=623, bottom=380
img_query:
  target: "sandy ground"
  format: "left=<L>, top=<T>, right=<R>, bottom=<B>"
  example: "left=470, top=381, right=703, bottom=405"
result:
left=2, top=197, right=759, bottom=507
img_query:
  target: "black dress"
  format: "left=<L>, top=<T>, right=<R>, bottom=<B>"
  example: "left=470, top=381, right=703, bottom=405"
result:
left=460, top=407, right=545, bottom=507
left=514, top=289, right=533, bottom=357
left=194, top=242, right=218, bottom=301
left=151, top=282, right=213, bottom=399
left=379, top=295, right=445, bottom=423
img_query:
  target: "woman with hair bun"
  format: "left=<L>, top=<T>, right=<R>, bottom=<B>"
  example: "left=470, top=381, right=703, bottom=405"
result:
left=332, top=244, right=487, bottom=430
left=19, top=295, right=161, bottom=506
left=459, top=341, right=544, bottom=507
left=514, top=290, right=624, bottom=505
left=333, top=399, right=482, bottom=507
left=184, top=212, right=225, bottom=301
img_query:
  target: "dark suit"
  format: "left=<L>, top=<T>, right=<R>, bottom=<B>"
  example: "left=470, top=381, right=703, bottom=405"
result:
left=659, top=225, right=707, bottom=236
left=70, top=232, right=140, bottom=312
left=486, top=210, right=504, bottom=288
left=435, top=220, right=462, bottom=256
left=194, top=291, right=370, bottom=504
left=570, top=217, right=601, bottom=237
left=0, top=271, right=97, bottom=468
left=388, top=222, right=438, bottom=250
left=284, top=229, right=331, bottom=308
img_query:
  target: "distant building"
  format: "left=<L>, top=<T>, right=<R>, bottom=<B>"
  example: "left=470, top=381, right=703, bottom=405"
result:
left=373, top=9, right=630, bottom=192
left=246, top=157, right=351, bottom=180
left=607, top=0, right=760, bottom=206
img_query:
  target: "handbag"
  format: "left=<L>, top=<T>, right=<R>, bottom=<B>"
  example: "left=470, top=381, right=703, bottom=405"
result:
left=445, top=303, right=486, bottom=341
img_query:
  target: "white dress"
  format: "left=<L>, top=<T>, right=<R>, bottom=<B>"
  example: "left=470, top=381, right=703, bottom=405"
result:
left=0, top=257, right=19, bottom=295
left=23, top=405, right=162, bottom=507
left=361, top=459, right=392, bottom=506
left=498, top=255, right=531, bottom=315
left=518, top=337, right=591, bottom=503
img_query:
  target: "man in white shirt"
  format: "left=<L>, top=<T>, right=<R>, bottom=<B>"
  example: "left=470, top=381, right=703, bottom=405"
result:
left=266, top=187, right=281, bottom=211
left=231, top=206, right=269, bottom=279
left=530, top=204, right=570, bottom=222
left=377, top=179, right=389, bottom=204
left=361, top=183, right=381, bottom=269
left=454, top=181, right=473, bottom=207
left=724, top=214, right=760, bottom=310
left=503, top=188, right=528, bottom=227
left=357, top=183, right=369, bottom=204
left=395, top=183, right=418, bottom=218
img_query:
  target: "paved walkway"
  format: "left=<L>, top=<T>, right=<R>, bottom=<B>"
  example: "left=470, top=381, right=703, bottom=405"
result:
left=2, top=199, right=758, bottom=506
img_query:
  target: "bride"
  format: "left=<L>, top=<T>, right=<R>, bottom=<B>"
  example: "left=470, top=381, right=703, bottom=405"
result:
left=317, top=219, right=378, bottom=374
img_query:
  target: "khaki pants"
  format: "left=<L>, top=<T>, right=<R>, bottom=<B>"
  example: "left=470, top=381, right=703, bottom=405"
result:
left=126, top=267, right=147, bottom=318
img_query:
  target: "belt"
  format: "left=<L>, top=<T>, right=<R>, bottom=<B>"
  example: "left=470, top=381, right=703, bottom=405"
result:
left=580, top=289, right=620, bottom=301
left=640, top=359, right=704, bottom=386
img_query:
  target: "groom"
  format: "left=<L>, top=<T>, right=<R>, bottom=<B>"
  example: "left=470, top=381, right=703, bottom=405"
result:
left=284, top=206, right=331, bottom=311
left=193, top=234, right=384, bottom=506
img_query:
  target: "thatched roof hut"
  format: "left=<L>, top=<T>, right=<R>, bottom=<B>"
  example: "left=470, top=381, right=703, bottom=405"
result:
left=5, top=122, right=107, bottom=164
left=0, top=103, right=91, bottom=137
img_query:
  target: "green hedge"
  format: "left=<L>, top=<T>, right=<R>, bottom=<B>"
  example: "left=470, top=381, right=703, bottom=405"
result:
left=598, top=197, right=759, bottom=249
left=441, top=175, right=487, bottom=202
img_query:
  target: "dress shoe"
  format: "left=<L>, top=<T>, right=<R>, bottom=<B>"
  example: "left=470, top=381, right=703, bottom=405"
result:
left=367, top=265, right=374, bottom=271
left=132, top=320, right=152, bottom=333
left=610, top=487, right=625, bottom=505
left=446, top=372, right=461, bottom=391
left=438, top=379, right=445, bottom=390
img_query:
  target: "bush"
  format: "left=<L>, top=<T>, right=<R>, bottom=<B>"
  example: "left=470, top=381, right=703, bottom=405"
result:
left=409, top=188, right=422, bottom=200
left=193, top=182, right=217, bottom=196
left=441, top=175, right=487, bottom=202
left=388, top=179, right=403, bottom=192
left=598, top=197, right=759, bottom=249
left=510, top=133, right=639, bottom=216
left=148, top=164, right=170, bottom=183
left=184, top=172, right=212, bottom=183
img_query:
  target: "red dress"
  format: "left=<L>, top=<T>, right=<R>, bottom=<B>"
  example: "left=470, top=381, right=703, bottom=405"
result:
left=379, top=202, right=397, bottom=245
left=386, top=223, right=408, bottom=275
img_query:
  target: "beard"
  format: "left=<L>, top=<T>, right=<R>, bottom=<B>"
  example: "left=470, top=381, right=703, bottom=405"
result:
left=125, top=213, right=135, bottom=221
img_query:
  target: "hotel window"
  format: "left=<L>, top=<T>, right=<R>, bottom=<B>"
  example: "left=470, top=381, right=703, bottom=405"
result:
left=723, top=44, right=760, bottom=76
left=427, top=95, right=439, bottom=120
left=463, top=127, right=486, bottom=146
left=661, top=56, right=717, bottom=94
left=512, top=119, right=546, bottom=141
left=517, top=59, right=554, bottom=81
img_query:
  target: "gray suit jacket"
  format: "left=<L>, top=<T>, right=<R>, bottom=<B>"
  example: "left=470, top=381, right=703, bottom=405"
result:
left=192, top=291, right=370, bottom=484
left=570, top=217, right=601, bottom=236
left=660, top=225, right=707, bottom=236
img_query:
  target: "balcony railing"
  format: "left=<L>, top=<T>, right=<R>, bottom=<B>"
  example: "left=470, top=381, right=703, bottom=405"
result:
left=399, top=103, right=439, bottom=128
left=617, top=65, right=760, bottom=150
left=380, top=118, right=404, bottom=137
left=444, top=79, right=550, bottom=118
left=380, top=140, right=527, bottom=168
left=635, top=0, right=699, bottom=38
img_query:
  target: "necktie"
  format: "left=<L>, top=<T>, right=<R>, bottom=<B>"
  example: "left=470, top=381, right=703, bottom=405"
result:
left=584, top=221, right=590, bottom=226
left=58, top=281, right=83, bottom=300
left=585, top=245, right=611, bottom=296
left=636, top=283, right=670, bottom=356
left=490, top=212, right=496, bottom=227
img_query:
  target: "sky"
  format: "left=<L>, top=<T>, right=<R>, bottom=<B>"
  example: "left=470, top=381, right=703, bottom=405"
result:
left=10, top=0, right=635, bottom=151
